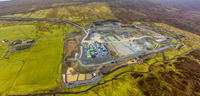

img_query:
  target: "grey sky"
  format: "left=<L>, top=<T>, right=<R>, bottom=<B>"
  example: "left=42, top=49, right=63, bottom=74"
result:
left=0, top=0, right=10, bottom=2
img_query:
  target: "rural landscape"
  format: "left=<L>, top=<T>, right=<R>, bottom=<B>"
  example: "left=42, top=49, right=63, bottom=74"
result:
left=0, top=0, right=200, bottom=96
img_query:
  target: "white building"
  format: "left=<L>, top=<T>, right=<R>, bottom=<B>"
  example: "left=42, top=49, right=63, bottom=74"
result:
left=75, top=53, right=79, bottom=59
left=2, top=39, right=8, bottom=43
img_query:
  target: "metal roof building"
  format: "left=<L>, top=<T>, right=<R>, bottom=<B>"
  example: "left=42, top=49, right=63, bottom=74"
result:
left=16, top=45, right=31, bottom=50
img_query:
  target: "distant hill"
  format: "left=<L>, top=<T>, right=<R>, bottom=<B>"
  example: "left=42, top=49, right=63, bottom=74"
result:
left=0, top=0, right=99, bottom=14
left=106, top=0, right=200, bottom=36
left=0, top=0, right=200, bottom=36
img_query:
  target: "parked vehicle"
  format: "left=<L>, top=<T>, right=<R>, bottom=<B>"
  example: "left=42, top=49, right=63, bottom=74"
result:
left=93, top=73, right=97, bottom=77
left=95, top=51, right=98, bottom=55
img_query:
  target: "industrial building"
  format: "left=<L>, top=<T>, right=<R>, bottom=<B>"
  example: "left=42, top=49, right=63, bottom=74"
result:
left=16, top=45, right=31, bottom=50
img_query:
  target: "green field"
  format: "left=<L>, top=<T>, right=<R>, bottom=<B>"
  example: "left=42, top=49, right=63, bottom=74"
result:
left=7, top=36, right=63, bottom=95
left=0, top=50, right=30, bottom=93
left=0, top=43, right=9, bottom=59
left=0, top=25, right=36, bottom=41
left=0, top=21, right=79, bottom=95
left=0, top=36, right=64, bottom=95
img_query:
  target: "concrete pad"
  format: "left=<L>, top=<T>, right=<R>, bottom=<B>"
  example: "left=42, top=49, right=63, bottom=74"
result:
left=67, top=74, right=78, bottom=82
left=107, top=36, right=117, bottom=41
left=78, top=74, right=85, bottom=81
left=112, top=43, right=134, bottom=56
left=90, top=33, right=104, bottom=42
left=86, top=74, right=93, bottom=80
left=124, top=43, right=142, bottom=52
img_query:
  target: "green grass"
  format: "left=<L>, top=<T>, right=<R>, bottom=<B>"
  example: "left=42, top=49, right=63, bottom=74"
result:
left=133, top=21, right=142, bottom=25
left=60, top=66, right=144, bottom=96
left=77, top=66, right=91, bottom=71
left=68, top=34, right=74, bottom=37
left=0, top=25, right=36, bottom=41
left=0, top=50, right=30, bottom=93
left=0, top=43, right=9, bottom=59
left=4, top=36, right=63, bottom=95
left=0, top=21, right=79, bottom=40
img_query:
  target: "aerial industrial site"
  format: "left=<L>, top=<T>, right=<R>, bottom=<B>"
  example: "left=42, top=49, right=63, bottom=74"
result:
left=61, top=20, right=182, bottom=88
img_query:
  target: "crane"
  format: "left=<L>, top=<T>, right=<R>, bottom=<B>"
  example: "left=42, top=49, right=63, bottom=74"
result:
left=115, top=52, right=120, bottom=56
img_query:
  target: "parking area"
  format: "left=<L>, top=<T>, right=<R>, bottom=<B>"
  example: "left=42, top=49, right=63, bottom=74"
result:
left=82, top=42, right=111, bottom=59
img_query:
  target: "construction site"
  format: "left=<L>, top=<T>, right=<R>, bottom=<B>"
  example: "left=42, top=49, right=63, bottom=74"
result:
left=61, top=20, right=180, bottom=88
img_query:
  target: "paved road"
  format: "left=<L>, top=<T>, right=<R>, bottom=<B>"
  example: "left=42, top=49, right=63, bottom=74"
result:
left=79, top=28, right=89, bottom=59
left=0, top=1, right=95, bottom=16
left=0, top=17, right=83, bottom=28
left=82, top=35, right=170, bottom=44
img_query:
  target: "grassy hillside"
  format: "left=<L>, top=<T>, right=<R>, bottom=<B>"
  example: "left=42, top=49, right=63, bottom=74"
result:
left=0, top=0, right=99, bottom=14
left=0, top=0, right=200, bottom=95
left=58, top=23, right=200, bottom=96
left=1, top=2, right=118, bottom=27
left=1, top=0, right=200, bottom=36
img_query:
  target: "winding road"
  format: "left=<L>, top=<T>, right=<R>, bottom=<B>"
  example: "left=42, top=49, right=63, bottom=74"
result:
left=0, top=1, right=98, bottom=16
left=0, top=17, right=83, bottom=28
left=1, top=17, right=197, bottom=96
left=19, top=48, right=199, bottom=96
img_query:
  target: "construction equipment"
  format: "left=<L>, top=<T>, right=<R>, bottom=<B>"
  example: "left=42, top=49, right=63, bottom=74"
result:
left=115, top=52, right=120, bottom=56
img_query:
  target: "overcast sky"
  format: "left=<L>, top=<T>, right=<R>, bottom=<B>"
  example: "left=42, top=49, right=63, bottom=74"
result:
left=0, top=0, right=10, bottom=2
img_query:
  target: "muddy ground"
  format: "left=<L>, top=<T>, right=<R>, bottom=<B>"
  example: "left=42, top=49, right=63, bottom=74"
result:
left=62, top=61, right=75, bottom=74
left=62, top=33, right=96, bottom=75
left=74, top=65, right=96, bottom=74
left=64, top=38, right=79, bottom=58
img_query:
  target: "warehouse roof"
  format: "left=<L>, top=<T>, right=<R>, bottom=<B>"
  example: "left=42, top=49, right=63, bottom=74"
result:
left=16, top=45, right=31, bottom=50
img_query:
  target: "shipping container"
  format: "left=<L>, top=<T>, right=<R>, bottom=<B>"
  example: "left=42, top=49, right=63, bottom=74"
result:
left=87, top=51, right=90, bottom=55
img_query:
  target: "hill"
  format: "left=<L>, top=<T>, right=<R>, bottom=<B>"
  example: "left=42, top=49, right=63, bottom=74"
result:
left=107, top=0, right=200, bottom=36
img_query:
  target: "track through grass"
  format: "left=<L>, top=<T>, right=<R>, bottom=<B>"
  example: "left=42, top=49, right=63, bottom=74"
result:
left=1, top=35, right=64, bottom=95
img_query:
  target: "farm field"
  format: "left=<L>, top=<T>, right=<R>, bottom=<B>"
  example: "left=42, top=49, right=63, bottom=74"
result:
left=0, top=21, right=79, bottom=41
left=0, top=43, right=9, bottom=59
left=0, top=25, right=36, bottom=41
left=1, top=36, right=64, bottom=95
left=0, top=50, right=30, bottom=94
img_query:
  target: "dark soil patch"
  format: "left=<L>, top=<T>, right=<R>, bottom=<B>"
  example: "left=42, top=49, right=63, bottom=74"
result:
left=174, top=57, right=200, bottom=73
left=62, top=61, right=72, bottom=74
left=137, top=55, right=200, bottom=96
left=137, top=69, right=190, bottom=96
left=181, top=80, right=188, bottom=85
left=74, top=66, right=96, bottom=74
left=159, top=64, right=166, bottom=68
left=64, top=38, right=79, bottom=58
left=131, top=73, right=143, bottom=79
left=188, top=49, right=200, bottom=60
left=137, top=75, right=163, bottom=96
left=193, top=82, right=200, bottom=93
